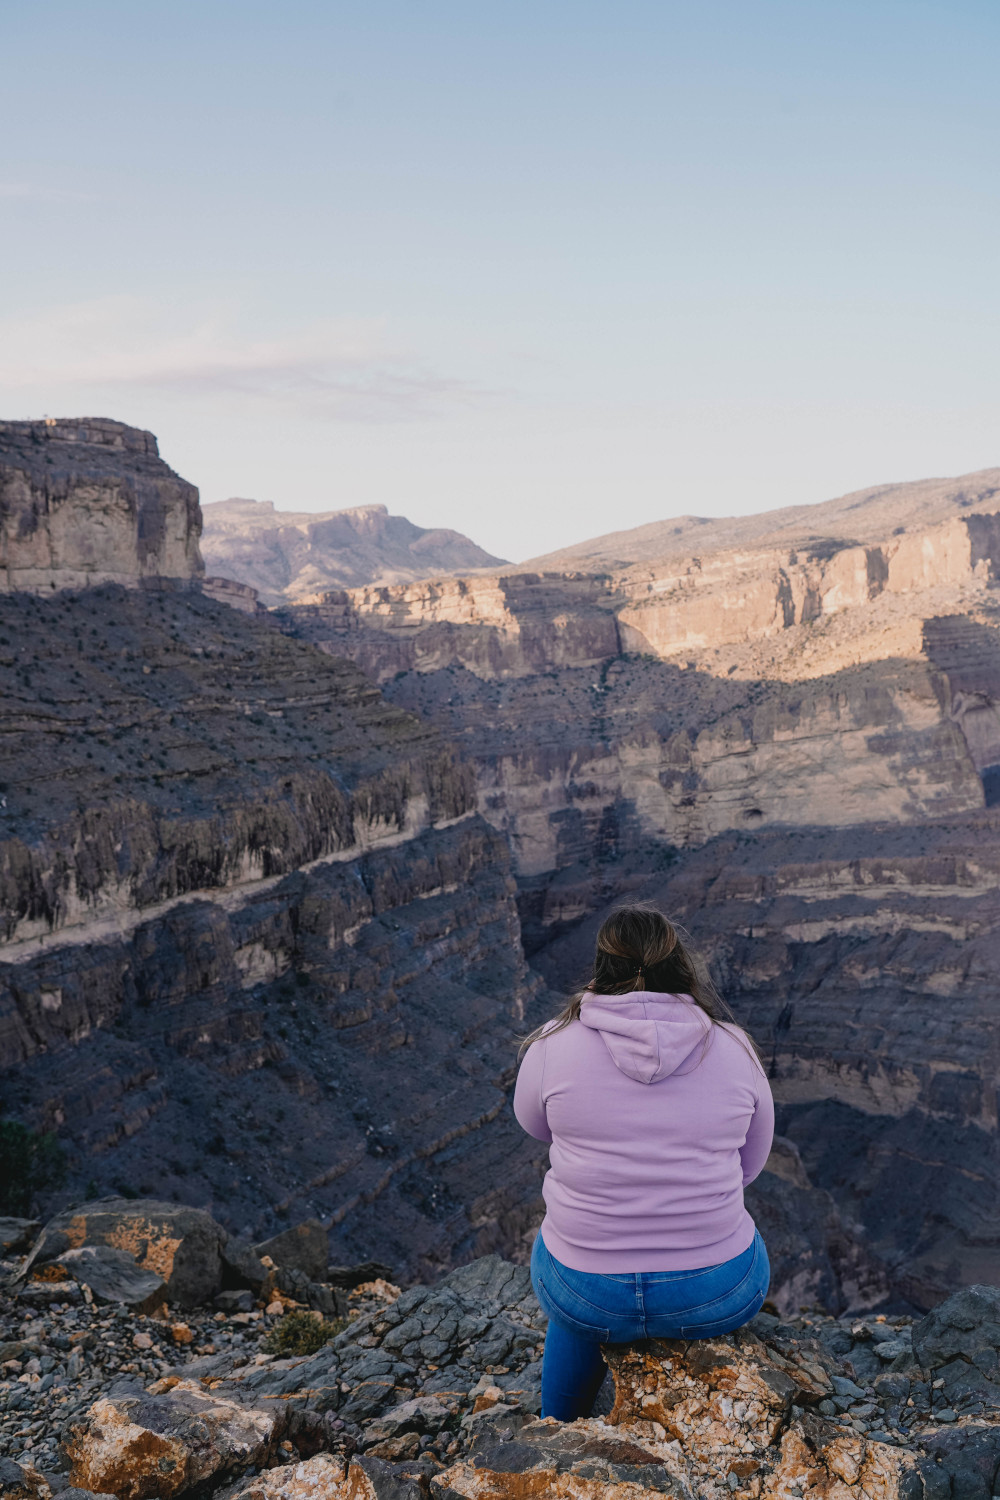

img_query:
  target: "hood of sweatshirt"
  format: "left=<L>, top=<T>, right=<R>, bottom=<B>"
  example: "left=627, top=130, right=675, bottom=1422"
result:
left=578, top=991, right=712, bottom=1084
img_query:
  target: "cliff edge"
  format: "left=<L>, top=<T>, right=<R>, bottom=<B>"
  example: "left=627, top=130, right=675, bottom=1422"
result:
left=0, top=418, right=203, bottom=592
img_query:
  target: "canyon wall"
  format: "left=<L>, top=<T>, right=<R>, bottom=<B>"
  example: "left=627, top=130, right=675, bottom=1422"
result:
left=0, top=419, right=203, bottom=591
left=0, top=578, right=549, bottom=1278
left=285, top=488, right=1000, bottom=1305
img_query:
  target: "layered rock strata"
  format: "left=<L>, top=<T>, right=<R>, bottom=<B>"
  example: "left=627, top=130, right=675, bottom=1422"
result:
left=0, top=420, right=202, bottom=592
left=284, top=490, right=1000, bottom=1307
left=200, top=498, right=506, bottom=606
left=0, top=584, right=546, bottom=1275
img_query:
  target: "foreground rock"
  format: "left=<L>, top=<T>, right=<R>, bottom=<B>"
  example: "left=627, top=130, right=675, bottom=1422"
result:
left=64, top=1381, right=281, bottom=1500
left=14, top=1253, right=1000, bottom=1500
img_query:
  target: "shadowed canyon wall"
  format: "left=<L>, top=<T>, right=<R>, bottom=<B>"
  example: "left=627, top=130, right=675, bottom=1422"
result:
left=0, top=422, right=554, bottom=1280
left=5, top=423, right=1000, bottom=1309
left=286, top=476, right=1000, bottom=1305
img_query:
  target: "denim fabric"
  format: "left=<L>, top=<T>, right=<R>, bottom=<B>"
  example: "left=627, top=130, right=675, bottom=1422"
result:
left=530, top=1229, right=770, bottom=1421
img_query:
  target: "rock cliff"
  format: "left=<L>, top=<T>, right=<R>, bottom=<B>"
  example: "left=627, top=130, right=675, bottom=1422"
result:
left=284, top=478, right=1000, bottom=1306
left=200, top=498, right=506, bottom=606
left=0, top=579, right=548, bottom=1277
left=0, top=420, right=202, bottom=592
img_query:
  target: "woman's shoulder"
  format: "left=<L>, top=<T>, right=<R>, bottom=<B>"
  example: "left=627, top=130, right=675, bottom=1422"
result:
left=711, top=1019, right=768, bottom=1081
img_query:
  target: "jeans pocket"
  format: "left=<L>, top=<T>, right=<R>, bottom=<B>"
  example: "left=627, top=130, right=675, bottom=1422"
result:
left=535, top=1275, right=612, bottom=1342
left=678, top=1285, right=767, bottom=1339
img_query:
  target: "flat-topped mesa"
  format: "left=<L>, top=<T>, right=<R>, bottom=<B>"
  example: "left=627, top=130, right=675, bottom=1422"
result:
left=200, top=495, right=507, bottom=604
left=0, top=417, right=203, bottom=592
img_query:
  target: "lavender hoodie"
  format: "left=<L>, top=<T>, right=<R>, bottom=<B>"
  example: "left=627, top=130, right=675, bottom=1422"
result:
left=513, top=992, right=774, bottom=1273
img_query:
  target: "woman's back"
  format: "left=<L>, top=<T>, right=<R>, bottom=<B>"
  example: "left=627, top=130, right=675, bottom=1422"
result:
left=514, top=991, right=773, bottom=1273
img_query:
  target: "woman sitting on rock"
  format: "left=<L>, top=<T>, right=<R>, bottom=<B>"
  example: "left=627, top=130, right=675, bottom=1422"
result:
left=514, top=904, right=773, bottom=1421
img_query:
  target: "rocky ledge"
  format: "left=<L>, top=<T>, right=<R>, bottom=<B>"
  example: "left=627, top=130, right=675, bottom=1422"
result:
left=5, top=1207, right=1000, bottom=1500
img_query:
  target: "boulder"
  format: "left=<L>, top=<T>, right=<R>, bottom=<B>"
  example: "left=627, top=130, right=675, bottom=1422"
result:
left=912, top=1285, right=1000, bottom=1370
left=348, top=1454, right=428, bottom=1499
left=23, top=1199, right=226, bottom=1309
left=326, top=1261, right=395, bottom=1292
left=431, top=1416, right=689, bottom=1497
left=64, top=1379, right=283, bottom=1499
left=0, top=1219, right=41, bottom=1256
left=221, top=1237, right=268, bottom=1294
left=221, top=1453, right=347, bottom=1499
left=0, top=1459, right=51, bottom=1500
left=43, top=1246, right=166, bottom=1313
left=254, top=1221, right=328, bottom=1284
left=362, top=1394, right=454, bottom=1445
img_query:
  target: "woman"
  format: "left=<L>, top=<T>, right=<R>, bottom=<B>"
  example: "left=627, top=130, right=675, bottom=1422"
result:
left=514, top=905, right=773, bottom=1421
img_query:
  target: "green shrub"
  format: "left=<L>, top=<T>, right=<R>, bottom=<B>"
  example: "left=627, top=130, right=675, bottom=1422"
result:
left=262, top=1310, right=344, bottom=1357
left=0, top=1121, right=67, bottom=1215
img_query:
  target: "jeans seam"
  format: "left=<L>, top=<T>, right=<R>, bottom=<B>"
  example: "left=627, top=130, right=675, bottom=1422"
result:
left=636, top=1272, right=646, bottom=1337
left=666, top=1235, right=760, bottom=1320
left=546, top=1252, right=624, bottom=1321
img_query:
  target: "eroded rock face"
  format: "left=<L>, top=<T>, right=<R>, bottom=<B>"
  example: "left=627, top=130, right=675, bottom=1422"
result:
left=200, top=498, right=506, bottom=606
left=0, top=419, right=202, bottom=592
left=65, top=1380, right=281, bottom=1499
left=0, top=579, right=546, bottom=1276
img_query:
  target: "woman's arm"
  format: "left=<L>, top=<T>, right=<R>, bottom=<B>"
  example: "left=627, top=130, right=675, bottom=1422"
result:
left=513, top=1039, right=552, bottom=1143
left=740, top=1068, right=775, bottom=1186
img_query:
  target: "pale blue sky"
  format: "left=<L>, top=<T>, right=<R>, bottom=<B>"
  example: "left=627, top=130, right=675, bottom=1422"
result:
left=2, top=1, right=997, bottom=560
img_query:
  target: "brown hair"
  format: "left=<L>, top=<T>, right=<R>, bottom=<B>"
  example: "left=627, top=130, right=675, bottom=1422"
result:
left=519, top=903, right=749, bottom=1056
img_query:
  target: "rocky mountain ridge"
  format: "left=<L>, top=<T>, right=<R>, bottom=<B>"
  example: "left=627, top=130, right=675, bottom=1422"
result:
left=200, top=498, right=505, bottom=606
left=523, top=465, right=1000, bottom=572
left=4, top=417, right=1000, bottom=1324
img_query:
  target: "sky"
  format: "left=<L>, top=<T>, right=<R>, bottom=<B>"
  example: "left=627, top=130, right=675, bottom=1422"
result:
left=2, top=0, right=998, bottom=562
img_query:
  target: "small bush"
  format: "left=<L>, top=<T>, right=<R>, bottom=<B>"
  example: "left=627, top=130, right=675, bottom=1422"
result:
left=262, top=1310, right=344, bottom=1357
left=0, top=1120, right=67, bottom=1215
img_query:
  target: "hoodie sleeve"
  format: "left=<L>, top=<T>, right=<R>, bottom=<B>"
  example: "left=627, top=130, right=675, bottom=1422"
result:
left=739, top=1065, right=775, bottom=1186
left=513, top=1039, right=552, bottom=1144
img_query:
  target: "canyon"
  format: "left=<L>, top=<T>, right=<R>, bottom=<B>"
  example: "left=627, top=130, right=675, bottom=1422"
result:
left=3, top=419, right=1000, bottom=1317
left=284, top=467, right=1000, bottom=1308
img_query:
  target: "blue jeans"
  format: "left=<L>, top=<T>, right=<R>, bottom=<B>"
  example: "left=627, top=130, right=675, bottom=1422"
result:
left=530, top=1229, right=770, bottom=1421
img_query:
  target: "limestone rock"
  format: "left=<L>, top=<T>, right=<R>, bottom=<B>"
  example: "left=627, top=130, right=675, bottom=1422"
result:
left=39, top=1244, right=167, bottom=1312
left=255, top=1221, right=329, bottom=1284
left=911, top=1286, right=1000, bottom=1370
left=0, top=1460, right=52, bottom=1500
left=0, top=1218, right=40, bottom=1254
left=64, top=1379, right=282, bottom=1499
left=0, top=418, right=202, bottom=592
left=221, top=1453, right=347, bottom=1499
left=25, top=1199, right=225, bottom=1309
left=432, top=1416, right=691, bottom=1497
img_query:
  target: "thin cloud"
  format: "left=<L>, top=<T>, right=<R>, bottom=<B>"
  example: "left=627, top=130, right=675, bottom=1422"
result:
left=0, top=182, right=98, bottom=203
left=0, top=297, right=491, bottom=422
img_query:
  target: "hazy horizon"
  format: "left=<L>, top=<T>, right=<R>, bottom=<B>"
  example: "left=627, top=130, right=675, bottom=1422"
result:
left=3, top=0, right=998, bottom=561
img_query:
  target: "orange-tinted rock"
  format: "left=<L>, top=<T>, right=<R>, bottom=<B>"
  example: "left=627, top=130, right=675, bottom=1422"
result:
left=23, top=1200, right=225, bottom=1309
left=223, top=1453, right=348, bottom=1499
left=64, top=1378, right=280, bottom=1499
